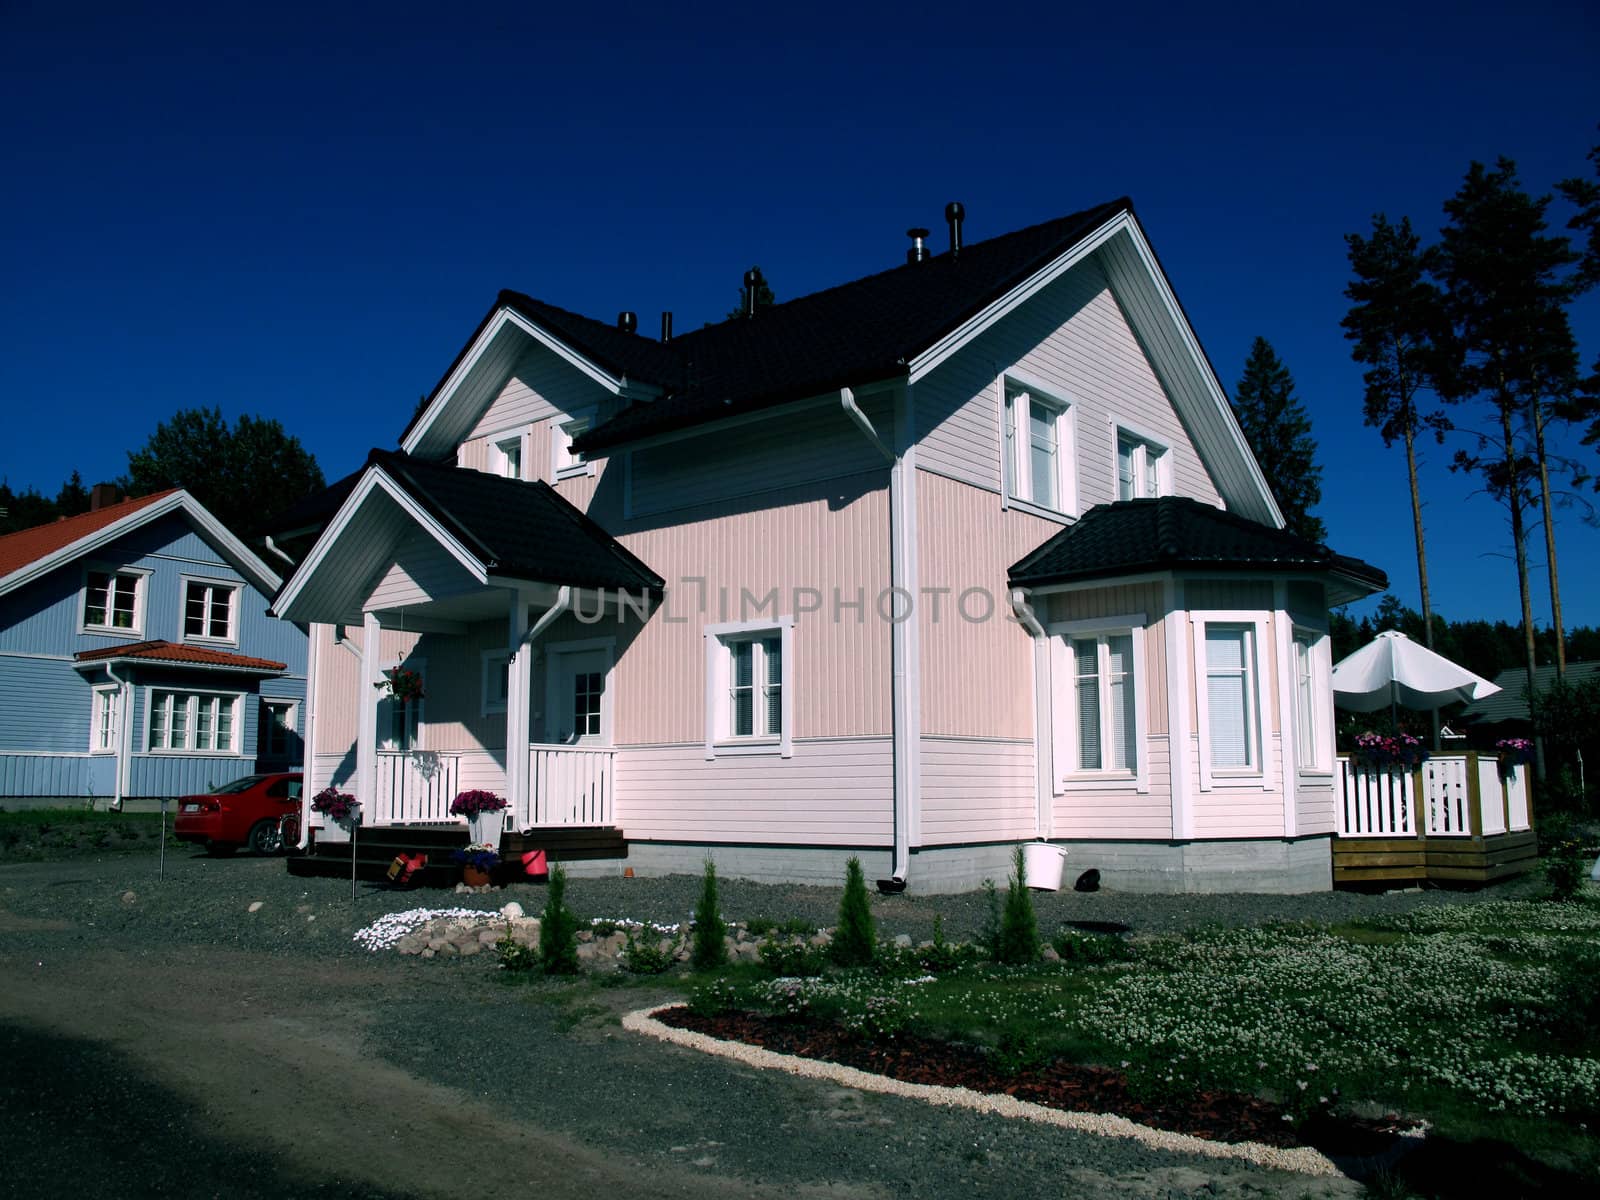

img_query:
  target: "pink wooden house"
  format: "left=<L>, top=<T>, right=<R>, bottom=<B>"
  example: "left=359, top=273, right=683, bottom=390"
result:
left=269, top=199, right=1385, bottom=893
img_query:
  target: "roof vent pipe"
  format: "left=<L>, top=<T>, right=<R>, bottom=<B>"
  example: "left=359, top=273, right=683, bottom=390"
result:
left=945, top=201, right=965, bottom=258
left=617, top=311, right=637, bottom=334
left=743, top=268, right=765, bottom=318
left=660, top=311, right=673, bottom=342
left=906, top=227, right=930, bottom=264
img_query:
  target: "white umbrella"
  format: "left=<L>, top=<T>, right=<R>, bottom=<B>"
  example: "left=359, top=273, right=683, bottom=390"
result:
left=1332, top=630, right=1502, bottom=713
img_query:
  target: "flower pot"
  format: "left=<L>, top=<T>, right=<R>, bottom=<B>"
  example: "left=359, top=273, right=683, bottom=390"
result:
left=462, top=864, right=492, bottom=888
left=1023, top=841, right=1068, bottom=892
left=469, top=811, right=504, bottom=847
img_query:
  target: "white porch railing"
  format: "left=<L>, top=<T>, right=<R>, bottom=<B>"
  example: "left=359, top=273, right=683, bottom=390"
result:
left=375, top=751, right=461, bottom=825
left=1336, top=752, right=1532, bottom=839
left=525, top=745, right=614, bottom=828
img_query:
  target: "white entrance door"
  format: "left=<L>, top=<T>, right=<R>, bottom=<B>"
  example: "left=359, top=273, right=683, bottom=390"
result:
left=549, top=648, right=609, bottom=745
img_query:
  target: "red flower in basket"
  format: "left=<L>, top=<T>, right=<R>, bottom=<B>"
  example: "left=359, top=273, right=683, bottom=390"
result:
left=382, top=667, right=426, bottom=702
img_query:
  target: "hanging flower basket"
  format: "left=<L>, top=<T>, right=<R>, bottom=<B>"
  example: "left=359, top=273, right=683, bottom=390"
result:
left=1351, top=732, right=1429, bottom=771
left=310, top=787, right=361, bottom=827
left=1495, top=737, right=1533, bottom=777
left=381, top=667, right=426, bottom=703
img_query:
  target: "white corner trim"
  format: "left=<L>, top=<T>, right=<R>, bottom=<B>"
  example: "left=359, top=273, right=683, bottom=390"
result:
left=1273, top=584, right=1298, bottom=838
left=1163, top=577, right=1193, bottom=839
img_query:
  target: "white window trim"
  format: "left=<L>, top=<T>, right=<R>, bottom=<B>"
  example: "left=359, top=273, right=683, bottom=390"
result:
left=1047, top=614, right=1149, bottom=794
left=486, top=425, right=532, bottom=481
left=262, top=699, right=299, bottom=759
left=551, top=408, right=598, bottom=481
left=1291, top=624, right=1334, bottom=776
left=143, top=686, right=246, bottom=757
left=79, top=564, right=151, bottom=638
left=1111, top=420, right=1173, bottom=501
left=1191, top=611, right=1271, bottom=791
left=481, top=648, right=511, bottom=716
left=178, top=574, right=241, bottom=646
left=704, top=617, right=794, bottom=760
left=377, top=655, right=426, bottom=753
left=543, top=636, right=615, bottom=746
left=1000, top=370, right=1078, bottom=518
left=89, top=684, right=119, bottom=754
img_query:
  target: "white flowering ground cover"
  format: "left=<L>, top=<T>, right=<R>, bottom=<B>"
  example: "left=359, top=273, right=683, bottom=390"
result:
left=695, top=899, right=1600, bottom=1157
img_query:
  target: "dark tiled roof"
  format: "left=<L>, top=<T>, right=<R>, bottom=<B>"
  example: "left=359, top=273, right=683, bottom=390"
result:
left=1008, top=497, right=1388, bottom=590
left=1459, top=661, right=1600, bottom=725
left=464, top=199, right=1132, bottom=454
left=75, top=640, right=287, bottom=672
left=0, top=491, right=177, bottom=579
left=261, top=466, right=362, bottom=539
left=367, top=450, right=662, bottom=592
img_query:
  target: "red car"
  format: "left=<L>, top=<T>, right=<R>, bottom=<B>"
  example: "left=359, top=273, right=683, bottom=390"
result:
left=173, top=772, right=303, bottom=856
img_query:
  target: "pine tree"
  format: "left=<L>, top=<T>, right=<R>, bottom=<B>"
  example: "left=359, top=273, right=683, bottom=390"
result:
left=54, top=470, right=91, bottom=518
left=1342, top=215, right=1450, bottom=654
left=996, top=846, right=1040, bottom=965
left=830, top=856, right=876, bottom=967
left=1231, top=338, right=1326, bottom=542
left=539, top=864, right=580, bottom=975
left=691, top=858, right=728, bottom=970
left=1434, top=158, right=1582, bottom=724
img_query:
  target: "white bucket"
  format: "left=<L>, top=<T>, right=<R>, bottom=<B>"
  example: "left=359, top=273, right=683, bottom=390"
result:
left=1022, top=841, right=1068, bottom=891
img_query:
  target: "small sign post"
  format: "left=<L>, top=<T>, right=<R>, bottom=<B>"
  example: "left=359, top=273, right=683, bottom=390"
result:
left=349, top=803, right=362, bottom=902
left=158, top=797, right=167, bottom=882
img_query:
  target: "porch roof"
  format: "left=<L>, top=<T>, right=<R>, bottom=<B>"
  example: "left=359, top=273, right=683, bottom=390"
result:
left=364, top=450, right=662, bottom=591
left=74, top=640, right=287, bottom=673
left=1008, top=496, right=1387, bottom=603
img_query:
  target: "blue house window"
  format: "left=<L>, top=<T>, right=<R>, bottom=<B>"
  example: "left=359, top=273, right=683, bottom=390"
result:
left=83, top=569, right=144, bottom=634
left=149, top=689, right=240, bottom=754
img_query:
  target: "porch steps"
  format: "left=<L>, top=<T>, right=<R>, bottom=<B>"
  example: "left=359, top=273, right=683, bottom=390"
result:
left=286, top=823, right=627, bottom=886
left=1332, top=829, right=1539, bottom=887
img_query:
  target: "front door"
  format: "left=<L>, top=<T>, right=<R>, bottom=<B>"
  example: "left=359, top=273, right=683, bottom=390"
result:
left=549, top=648, right=609, bottom=745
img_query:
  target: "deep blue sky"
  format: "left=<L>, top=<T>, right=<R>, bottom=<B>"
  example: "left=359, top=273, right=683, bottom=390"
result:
left=2, top=1, right=1596, bottom=627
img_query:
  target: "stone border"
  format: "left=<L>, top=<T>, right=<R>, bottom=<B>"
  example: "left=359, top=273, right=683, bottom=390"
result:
left=621, top=1005, right=1343, bottom=1178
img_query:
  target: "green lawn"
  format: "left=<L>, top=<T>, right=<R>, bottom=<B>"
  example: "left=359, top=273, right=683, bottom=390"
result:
left=0, top=807, right=182, bottom=861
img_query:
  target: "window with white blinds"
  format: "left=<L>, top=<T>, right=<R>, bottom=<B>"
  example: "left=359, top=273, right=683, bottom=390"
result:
left=1204, top=625, right=1256, bottom=770
left=1053, top=619, right=1145, bottom=787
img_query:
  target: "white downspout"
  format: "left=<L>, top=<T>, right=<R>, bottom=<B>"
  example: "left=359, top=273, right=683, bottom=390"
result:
left=1009, top=589, right=1054, bottom=841
left=261, top=535, right=298, bottom=571
left=103, top=660, right=131, bottom=812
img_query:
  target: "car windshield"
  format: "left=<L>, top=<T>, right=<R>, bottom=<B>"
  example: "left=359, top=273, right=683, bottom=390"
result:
left=213, top=776, right=269, bottom=795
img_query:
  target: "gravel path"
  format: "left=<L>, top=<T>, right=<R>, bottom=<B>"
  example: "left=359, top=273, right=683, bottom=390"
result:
left=0, top=849, right=1533, bottom=1199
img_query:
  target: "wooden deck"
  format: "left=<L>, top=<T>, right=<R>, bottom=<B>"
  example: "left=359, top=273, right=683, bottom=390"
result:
left=1332, top=829, right=1539, bottom=886
left=287, top=822, right=627, bottom=886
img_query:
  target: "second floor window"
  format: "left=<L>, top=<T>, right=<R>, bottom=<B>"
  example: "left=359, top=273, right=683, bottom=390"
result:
left=183, top=580, right=237, bottom=642
left=84, top=570, right=141, bottom=632
left=1003, top=382, right=1074, bottom=515
left=552, top=412, right=593, bottom=479
left=493, top=434, right=524, bottom=480
left=1116, top=431, right=1169, bottom=500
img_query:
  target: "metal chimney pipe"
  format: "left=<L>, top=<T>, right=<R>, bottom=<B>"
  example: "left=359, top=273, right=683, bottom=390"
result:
left=660, top=311, right=673, bottom=342
left=617, top=311, right=637, bottom=334
left=743, top=268, right=764, bottom=318
left=906, top=227, right=931, bottom=264
left=945, top=202, right=965, bottom=258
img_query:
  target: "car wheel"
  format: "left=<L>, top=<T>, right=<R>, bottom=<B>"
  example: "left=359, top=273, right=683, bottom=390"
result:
left=248, top=820, right=282, bottom=856
left=205, top=841, right=237, bottom=857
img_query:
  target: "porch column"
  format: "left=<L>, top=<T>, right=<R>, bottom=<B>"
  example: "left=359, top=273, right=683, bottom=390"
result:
left=355, top=611, right=381, bottom=828
left=505, top=588, right=534, bottom=829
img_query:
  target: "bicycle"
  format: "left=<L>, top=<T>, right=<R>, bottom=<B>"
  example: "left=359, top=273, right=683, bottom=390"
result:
left=258, top=809, right=302, bottom=855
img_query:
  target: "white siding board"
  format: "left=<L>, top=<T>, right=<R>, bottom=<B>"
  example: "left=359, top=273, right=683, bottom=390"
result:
left=921, top=737, right=1036, bottom=845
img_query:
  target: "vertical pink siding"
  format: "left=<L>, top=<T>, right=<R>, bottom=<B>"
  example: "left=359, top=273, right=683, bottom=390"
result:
left=916, top=470, right=1055, bottom=739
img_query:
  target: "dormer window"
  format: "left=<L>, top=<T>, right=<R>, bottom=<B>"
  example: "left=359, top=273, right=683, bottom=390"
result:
left=82, top=567, right=146, bottom=635
left=1003, top=379, right=1076, bottom=517
left=1116, top=430, right=1170, bottom=500
left=492, top=433, right=525, bottom=481
left=552, top=410, right=595, bottom=480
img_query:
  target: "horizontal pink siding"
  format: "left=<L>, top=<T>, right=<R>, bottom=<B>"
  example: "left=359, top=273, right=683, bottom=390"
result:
left=919, top=737, right=1035, bottom=845
left=1054, top=735, right=1174, bottom=839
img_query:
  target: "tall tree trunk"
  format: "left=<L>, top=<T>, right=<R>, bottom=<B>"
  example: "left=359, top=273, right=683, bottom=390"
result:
left=1403, top=420, right=1440, bottom=747
left=1500, top=396, right=1543, bottom=777
left=1531, top=399, right=1567, bottom=678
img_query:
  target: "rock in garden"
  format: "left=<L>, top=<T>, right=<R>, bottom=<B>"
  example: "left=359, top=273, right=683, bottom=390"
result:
left=893, top=933, right=912, bottom=948
left=121, top=891, right=137, bottom=905
left=1041, top=946, right=1061, bottom=962
left=1074, top=868, right=1101, bottom=893
left=459, top=941, right=481, bottom=957
left=247, top=901, right=264, bottom=913
left=477, top=929, right=500, bottom=944
left=500, top=901, right=524, bottom=919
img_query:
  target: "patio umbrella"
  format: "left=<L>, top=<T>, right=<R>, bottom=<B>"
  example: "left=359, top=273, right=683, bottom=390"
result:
left=1331, top=630, right=1502, bottom=715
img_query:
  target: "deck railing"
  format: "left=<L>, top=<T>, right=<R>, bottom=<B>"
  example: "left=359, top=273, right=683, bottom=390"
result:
left=525, top=744, right=614, bottom=829
left=374, top=750, right=461, bottom=825
left=1336, top=752, right=1531, bottom=839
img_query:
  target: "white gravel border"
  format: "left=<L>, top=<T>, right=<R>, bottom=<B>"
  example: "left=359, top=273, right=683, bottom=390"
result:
left=622, top=1005, right=1342, bottom=1178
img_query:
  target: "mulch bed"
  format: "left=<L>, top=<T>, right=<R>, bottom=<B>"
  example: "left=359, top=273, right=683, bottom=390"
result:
left=657, top=1006, right=1419, bottom=1157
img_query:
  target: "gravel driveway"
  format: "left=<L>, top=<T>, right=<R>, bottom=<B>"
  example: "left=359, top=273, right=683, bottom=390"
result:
left=2, top=851, right=1529, bottom=1199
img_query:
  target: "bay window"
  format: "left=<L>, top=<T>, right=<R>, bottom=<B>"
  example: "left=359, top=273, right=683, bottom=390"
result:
left=148, top=689, right=240, bottom=754
left=1050, top=615, right=1147, bottom=790
left=1192, top=614, right=1269, bottom=788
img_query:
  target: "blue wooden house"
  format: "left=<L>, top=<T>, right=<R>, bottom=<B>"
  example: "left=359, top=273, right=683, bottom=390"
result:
left=0, top=488, right=308, bottom=808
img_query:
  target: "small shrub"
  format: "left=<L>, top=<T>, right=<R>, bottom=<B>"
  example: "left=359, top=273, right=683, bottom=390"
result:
left=1052, top=927, right=1133, bottom=964
left=691, top=858, right=728, bottom=970
left=622, top=926, right=679, bottom=975
left=917, top=914, right=974, bottom=973
left=1544, top=837, right=1590, bottom=902
left=746, top=915, right=777, bottom=937
left=539, top=865, right=581, bottom=975
left=993, top=1029, right=1047, bottom=1076
left=746, top=915, right=815, bottom=938
left=979, top=878, right=1002, bottom=960
left=831, top=856, right=876, bottom=967
left=996, top=846, right=1040, bottom=965
left=759, top=936, right=829, bottom=977
left=496, top=923, right=540, bottom=972
left=589, top=919, right=621, bottom=937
